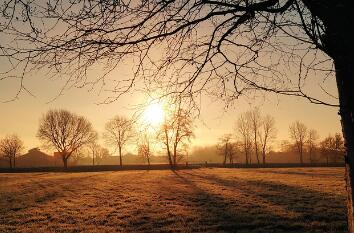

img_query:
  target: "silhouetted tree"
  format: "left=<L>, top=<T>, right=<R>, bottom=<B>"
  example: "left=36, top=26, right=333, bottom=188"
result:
left=88, top=142, right=109, bottom=166
left=138, top=143, right=151, bottom=166
left=0, top=134, right=23, bottom=168
left=95, top=146, right=110, bottom=165
left=158, top=104, right=194, bottom=168
left=37, top=109, right=97, bottom=168
left=248, top=108, right=262, bottom=164
left=3, top=0, right=354, bottom=229
left=259, top=114, right=277, bottom=164
left=218, top=134, right=233, bottom=165
left=289, top=121, right=308, bottom=164
left=236, top=113, right=253, bottom=164
left=307, top=129, right=319, bottom=164
left=320, top=134, right=345, bottom=164
left=104, top=116, right=134, bottom=168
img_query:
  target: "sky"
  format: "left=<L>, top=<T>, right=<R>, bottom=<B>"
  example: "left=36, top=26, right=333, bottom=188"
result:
left=0, top=68, right=341, bottom=155
left=0, top=2, right=342, bottom=155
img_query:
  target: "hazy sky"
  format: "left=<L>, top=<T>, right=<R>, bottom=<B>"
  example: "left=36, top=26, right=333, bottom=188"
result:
left=0, top=68, right=341, bottom=154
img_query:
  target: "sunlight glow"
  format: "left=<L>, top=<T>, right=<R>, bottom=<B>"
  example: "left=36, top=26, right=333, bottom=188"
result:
left=143, top=103, right=165, bottom=127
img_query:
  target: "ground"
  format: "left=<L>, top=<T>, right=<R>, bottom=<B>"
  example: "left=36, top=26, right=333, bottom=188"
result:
left=0, top=168, right=347, bottom=232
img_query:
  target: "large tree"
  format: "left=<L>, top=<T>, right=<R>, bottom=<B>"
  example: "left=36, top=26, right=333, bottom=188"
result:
left=0, top=134, right=24, bottom=168
left=104, top=116, right=134, bottom=167
left=2, top=0, right=354, bottom=230
left=37, top=109, right=97, bottom=168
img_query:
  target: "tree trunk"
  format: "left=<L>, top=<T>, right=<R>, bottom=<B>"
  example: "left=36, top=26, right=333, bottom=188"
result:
left=118, top=146, right=122, bottom=168
left=13, top=156, right=16, bottom=168
left=173, top=144, right=177, bottom=168
left=262, top=151, right=266, bottom=165
left=63, top=157, right=68, bottom=169
left=92, top=153, right=95, bottom=166
left=9, top=157, right=12, bottom=169
left=334, top=57, right=354, bottom=233
left=300, top=145, right=303, bottom=164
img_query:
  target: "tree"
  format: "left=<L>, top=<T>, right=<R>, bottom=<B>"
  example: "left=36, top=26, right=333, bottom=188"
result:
left=95, top=146, right=110, bottom=165
left=289, top=121, right=308, bottom=164
left=137, top=142, right=152, bottom=166
left=3, top=0, right=354, bottom=229
left=37, top=109, right=97, bottom=168
left=159, top=106, right=194, bottom=168
left=104, top=116, right=134, bottom=167
left=307, top=129, right=319, bottom=164
left=259, top=115, right=277, bottom=164
left=88, top=142, right=109, bottom=166
left=236, top=113, right=253, bottom=165
left=248, top=108, right=262, bottom=164
left=218, top=134, right=233, bottom=165
left=320, top=134, right=345, bottom=164
left=0, top=135, right=24, bottom=168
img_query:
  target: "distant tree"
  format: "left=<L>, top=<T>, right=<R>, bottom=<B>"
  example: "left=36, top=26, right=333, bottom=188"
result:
left=138, top=143, right=151, bottom=166
left=236, top=113, right=253, bottom=165
left=37, top=109, right=97, bottom=168
left=307, top=129, right=319, bottom=164
left=96, top=146, right=110, bottom=165
left=217, top=134, right=233, bottom=165
left=248, top=108, right=262, bottom=164
left=104, top=116, right=134, bottom=168
left=0, top=135, right=24, bottom=168
left=289, top=121, right=308, bottom=164
left=259, top=115, right=277, bottom=164
left=227, top=142, right=240, bottom=165
left=88, top=142, right=109, bottom=166
left=320, top=134, right=345, bottom=164
left=158, top=106, right=194, bottom=168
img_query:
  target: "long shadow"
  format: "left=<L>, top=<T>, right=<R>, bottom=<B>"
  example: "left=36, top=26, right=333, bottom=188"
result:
left=251, top=169, right=344, bottom=178
left=171, top=171, right=323, bottom=232
left=174, top=170, right=346, bottom=233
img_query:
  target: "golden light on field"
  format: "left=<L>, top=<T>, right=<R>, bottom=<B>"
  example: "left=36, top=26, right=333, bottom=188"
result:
left=143, top=102, right=165, bottom=126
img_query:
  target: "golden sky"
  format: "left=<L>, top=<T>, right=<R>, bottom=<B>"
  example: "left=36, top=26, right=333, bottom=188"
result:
left=0, top=70, right=341, bottom=154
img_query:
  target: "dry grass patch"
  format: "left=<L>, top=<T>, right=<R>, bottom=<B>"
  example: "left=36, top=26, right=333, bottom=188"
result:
left=0, top=168, right=346, bottom=232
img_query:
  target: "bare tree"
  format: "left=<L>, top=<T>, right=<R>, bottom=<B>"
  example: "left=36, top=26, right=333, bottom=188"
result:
left=88, top=142, right=109, bottom=166
left=320, top=134, right=345, bottom=165
left=3, top=0, right=354, bottom=229
left=104, top=116, right=134, bottom=167
left=248, top=108, right=262, bottom=164
left=236, top=113, right=253, bottom=165
left=0, top=135, right=24, bottom=168
left=259, top=115, right=277, bottom=164
left=218, top=134, right=233, bottom=165
left=138, top=142, right=152, bottom=166
left=37, top=109, right=97, bottom=168
left=307, top=129, right=319, bottom=164
left=159, top=105, right=194, bottom=168
left=289, top=121, right=308, bottom=164
left=95, top=146, right=110, bottom=165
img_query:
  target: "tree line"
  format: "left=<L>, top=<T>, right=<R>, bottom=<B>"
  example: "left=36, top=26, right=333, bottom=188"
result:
left=1, top=107, right=344, bottom=168
left=218, top=108, right=345, bottom=165
left=0, top=106, right=194, bottom=169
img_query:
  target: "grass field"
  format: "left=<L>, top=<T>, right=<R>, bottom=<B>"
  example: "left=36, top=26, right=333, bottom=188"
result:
left=0, top=168, right=347, bottom=232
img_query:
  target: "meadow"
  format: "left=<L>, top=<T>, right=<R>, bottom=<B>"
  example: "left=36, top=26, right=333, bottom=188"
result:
left=0, top=168, right=347, bottom=232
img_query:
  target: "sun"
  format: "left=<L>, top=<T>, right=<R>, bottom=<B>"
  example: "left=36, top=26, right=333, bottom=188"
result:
left=143, top=103, right=165, bottom=126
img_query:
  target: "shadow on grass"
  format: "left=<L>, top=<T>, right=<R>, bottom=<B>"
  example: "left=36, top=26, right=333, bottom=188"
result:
left=173, top=170, right=346, bottom=233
